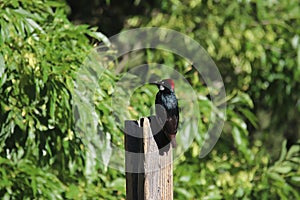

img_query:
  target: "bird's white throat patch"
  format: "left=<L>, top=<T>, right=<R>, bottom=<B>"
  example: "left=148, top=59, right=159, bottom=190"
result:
left=159, top=85, right=165, bottom=91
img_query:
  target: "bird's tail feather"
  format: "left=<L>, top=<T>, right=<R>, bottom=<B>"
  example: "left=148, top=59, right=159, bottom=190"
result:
left=170, top=135, right=176, bottom=148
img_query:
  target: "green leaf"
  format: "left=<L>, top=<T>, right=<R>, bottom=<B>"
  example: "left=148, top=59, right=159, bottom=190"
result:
left=66, top=184, right=80, bottom=199
left=277, top=140, right=287, bottom=163
left=87, top=31, right=111, bottom=46
left=231, top=116, right=247, bottom=133
left=232, top=126, right=243, bottom=146
left=175, top=188, right=193, bottom=198
left=267, top=172, right=285, bottom=183
left=286, top=142, right=300, bottom=159
left=230, top=92, right=254, bottom=108
left=108, top=178, right=125, bottom=189
left=0, top=54, right=5, bottom=77
left=291, top=176, right=300, bottom=184
left=237, top=107, right=258, bottom=128
left=273, top=165, right=292, bottom=174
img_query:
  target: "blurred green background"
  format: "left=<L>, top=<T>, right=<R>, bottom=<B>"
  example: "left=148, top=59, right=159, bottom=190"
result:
left=0, top=0, right=299, bottom=199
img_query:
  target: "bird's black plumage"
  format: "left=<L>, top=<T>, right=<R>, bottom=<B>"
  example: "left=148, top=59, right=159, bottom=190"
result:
left=152, top=79, right=179, bottom=147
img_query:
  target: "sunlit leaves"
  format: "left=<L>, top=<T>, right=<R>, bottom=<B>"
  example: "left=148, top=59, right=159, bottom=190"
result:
left=122, top=0, right=300, bottom=199
left=0, top=0, right=115, bottom=198
left=0, top=157, right=65, bottom=199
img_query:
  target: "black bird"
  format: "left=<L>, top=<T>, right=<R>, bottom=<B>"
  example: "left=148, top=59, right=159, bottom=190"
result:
left=151, top=79, right=179, bottom=148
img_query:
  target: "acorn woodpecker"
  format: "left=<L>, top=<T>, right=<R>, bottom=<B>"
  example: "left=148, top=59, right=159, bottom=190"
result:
left=151, top=79, right=179, bottom=148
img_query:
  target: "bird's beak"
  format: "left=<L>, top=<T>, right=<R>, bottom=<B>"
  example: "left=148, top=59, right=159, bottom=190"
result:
left=149, top=81, right=158, bottom=85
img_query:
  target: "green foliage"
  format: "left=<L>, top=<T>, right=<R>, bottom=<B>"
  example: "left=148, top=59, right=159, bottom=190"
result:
left=1, top=0, right=300, bottom=199
left=0, top=157, right=65, bottom=199
left=0, top=0, right=89, bottom=171
left=0, top=0, right=123, bottom=199
left=122, top=0, right=300, bottom=199
left=174, top=140, right=300, bottom=199
left=125, top=0, right=300, bottom=155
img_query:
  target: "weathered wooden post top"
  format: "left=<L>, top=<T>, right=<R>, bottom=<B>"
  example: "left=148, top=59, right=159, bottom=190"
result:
left=125, top=116, right=173, bottom=200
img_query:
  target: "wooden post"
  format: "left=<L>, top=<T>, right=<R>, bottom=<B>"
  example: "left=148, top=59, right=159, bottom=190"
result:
left=125, top=116, right=173, bottom=200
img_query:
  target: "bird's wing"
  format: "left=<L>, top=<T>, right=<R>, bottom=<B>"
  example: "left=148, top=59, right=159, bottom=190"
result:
left=155, top=103, right=167, bottom=125
left=164, top=114, right=179, bottom=135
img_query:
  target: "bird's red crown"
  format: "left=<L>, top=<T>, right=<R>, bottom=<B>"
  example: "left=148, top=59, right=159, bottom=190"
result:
left=165, top=79, right=175, bottom=90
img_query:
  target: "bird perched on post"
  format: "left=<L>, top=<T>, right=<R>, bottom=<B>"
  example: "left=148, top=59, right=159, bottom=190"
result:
left=150, top=79, right=179, bottom=148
